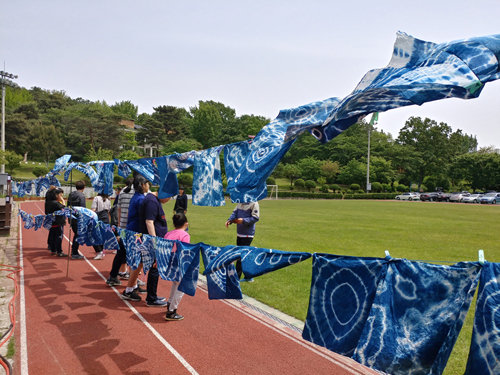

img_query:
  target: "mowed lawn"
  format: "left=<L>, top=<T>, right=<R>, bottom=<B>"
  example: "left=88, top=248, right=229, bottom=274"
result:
left=163, top=198, right=499, bottom=375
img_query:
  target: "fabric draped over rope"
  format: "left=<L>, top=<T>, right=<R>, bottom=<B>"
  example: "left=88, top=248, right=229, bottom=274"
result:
left=17, top=208, right=500, bottom=373
left=302, top=254, right=483, bottom=375
left=465, top=262, right=500, bottom=375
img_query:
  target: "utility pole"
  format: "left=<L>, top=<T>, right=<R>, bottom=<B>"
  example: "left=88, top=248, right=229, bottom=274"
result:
left=366, top=112, right=378, bottom=192
left=1, top=68, right=18, bottom=174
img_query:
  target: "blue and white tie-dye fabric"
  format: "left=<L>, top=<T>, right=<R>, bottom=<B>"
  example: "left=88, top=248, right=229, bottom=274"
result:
left=18, top=210, right=35, bottom=230
left=310, top=32, right=500, bottom=143
left=303, top=255, right=482, bottom=375
left=302, top=254, right=387, bottom=356
left=114, top=159, right=132, bottom=178
left=120, top=229, right=143, bottom=270
left=228, top=98, right=340, bottom=203
left=352, top=260, right=480, bottom=375
left=192, top=147, right=225, bottom=206
left=139, top=235, right=156, bottom=274
left=200, top=244, right=242, bottom=300
left=64, top=162, right=99, bottom=187
left=34, top=215, right=45, bottom=230
left=204, top=245, right=311, bottom=279
left=156, top=241, right=200, bottom=296
left=156, top=156, right=179, bottom=199
left=125, top=158, right=160, bottom=184
left=465, top=262, right=500, bottom=375
left=167, top=151, right=196, bottom=173
left=89, top=161, right=115, bottom=195
left=52, top=154, right=71, bottom=173
left=224, top=141, right=251, bottom=202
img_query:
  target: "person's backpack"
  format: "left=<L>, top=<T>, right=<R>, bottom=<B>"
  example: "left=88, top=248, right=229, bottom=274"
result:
left=109, top=204, right=118, bottom=226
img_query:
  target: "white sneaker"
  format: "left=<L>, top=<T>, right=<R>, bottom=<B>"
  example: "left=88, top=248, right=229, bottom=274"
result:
left=94, top=252, right=105, bottom=260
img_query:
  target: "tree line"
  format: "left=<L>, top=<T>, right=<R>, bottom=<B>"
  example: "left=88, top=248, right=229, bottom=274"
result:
left=4, top=86, right=500, bottom=192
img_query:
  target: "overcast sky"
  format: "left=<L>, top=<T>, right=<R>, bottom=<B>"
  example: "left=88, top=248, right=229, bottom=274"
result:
left=2, top=1, right=499, bottom=148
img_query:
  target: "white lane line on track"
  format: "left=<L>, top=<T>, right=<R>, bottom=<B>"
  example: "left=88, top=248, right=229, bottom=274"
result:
left=28, top=201, right=199, bottom=375
left=18, top=212, right=29, bottom=375
left=197, top=286, right=364, bottom=374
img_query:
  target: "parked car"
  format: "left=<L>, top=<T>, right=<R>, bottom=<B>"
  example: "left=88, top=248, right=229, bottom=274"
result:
left=462, top=193, right=483, bottom=203
left=449, top=192, right=470, bottom=202
left=395, top=192, right=420, bottom=201
left=480, top=192, right=500, bottom=204
left=420, top=192, right=440, bottom=201
left=436, top=192, right=452, bottom=202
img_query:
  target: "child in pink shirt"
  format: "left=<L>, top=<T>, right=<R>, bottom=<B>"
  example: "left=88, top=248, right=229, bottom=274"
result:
left=163, top=213, right=190, bottom=321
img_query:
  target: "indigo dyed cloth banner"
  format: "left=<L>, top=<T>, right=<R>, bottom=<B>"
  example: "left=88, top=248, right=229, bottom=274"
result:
left=88, top=161, right=115, bottom=196
left=119, top=229, right=143, bottom=270
left=192, top=146, right=225, bottom=206
left=310, top=32, right=500, bottom=143
left=228, top=33, right=500, bottom=201
left=303, top=254, right=482, bottom=375
left=203, top=245, right=312, bottom=279
left=200, top=243, right=242, bottom=300
left=159, top=241, right=201, bottom=297
left=465, top=262, right=500, bottom=375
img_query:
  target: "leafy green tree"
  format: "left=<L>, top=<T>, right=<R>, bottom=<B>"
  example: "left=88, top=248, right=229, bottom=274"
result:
left=30, top=87, right=72, bottom=113
left=297, top=157, right=323, bottom=181
left=61, top=102, right=124, bottom=160
left=305, top=180, right=316, bottom=191
left=282, top=164, right=302, bottom=188
left=294, top=178, right=305, bottom=189
left=151, top=105, right=190, bottom=142
left=0, top=150, right=23, bottom=175
left=85, top=147, right=114, bottom=162
left=5, top=113, right=34, bottom=157
left=5, top=86, right=33, bottom=111
left=29, top=124, right=65, bottom=165
left=338, top=159, right=367, bottom=187
left=118, top=150, right=141, bottom=161
left=189, top=101, right=237, bottom=148
left=370, top=156, right=395, bottom=184
left=32, top=166, right=49, bottom=177
left=397, top=117, right=453, bottom=189
left=111, top=100, right=138, bottom=121
left=320, top=160, right=340, bottom=183
left=136, top=113, right=166, bottom=155
left=161, top=139, right=202, bottom=155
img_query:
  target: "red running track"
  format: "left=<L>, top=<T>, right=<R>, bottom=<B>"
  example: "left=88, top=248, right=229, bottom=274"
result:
left=15, top=201, right=377, bottom=375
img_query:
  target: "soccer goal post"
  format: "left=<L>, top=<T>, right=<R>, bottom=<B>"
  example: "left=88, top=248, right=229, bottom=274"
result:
left=267, top=185, right=278, bottom=200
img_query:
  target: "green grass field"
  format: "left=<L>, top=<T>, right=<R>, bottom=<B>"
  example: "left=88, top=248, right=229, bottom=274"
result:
left=164, top=198, right=499, bottom=375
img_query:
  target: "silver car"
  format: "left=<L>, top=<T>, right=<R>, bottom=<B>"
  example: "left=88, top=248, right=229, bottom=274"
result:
left=462, top=194, right=483, bottom=203
left=395, top=192, right=420, bottom=201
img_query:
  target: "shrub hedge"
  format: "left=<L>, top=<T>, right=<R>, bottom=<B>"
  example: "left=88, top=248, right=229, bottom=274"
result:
left=272, top=191, right=398, bottom=200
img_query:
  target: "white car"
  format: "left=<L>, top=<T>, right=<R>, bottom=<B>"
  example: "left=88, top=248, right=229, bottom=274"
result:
left=462, top=194, right=483, bottom=203
left=395, top=192, right=420, bottom=201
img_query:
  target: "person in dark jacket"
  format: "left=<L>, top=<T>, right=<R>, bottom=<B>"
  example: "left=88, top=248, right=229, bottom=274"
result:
left=67, top=181, right=86, bottom=259
left=45, top=188, right=68, bottom=257
left=225, top=201, right=260, bottom=281
left=173, top=187, right=188, bottom=214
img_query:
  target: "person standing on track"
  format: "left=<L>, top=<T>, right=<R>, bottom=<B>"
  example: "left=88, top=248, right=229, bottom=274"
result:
left=163, top=212, right=190, bottom=321
left=67, top=180, right=86, bottom=260
left=91, top=193, right=111, bottom=260
left=45, top=187, right=68, bottom=257
left=225, top=201, right=260, bottom=282
left=140, top=189, right=170, bottom=307
left=106, top=178, right=134, bottom=286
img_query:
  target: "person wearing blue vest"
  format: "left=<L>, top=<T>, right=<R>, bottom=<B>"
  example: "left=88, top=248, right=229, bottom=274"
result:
left=225, top=201, right=260, bottom=282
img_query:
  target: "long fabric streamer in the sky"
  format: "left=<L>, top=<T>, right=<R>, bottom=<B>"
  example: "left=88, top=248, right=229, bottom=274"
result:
left=12, top=32, right=500, bottom=203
